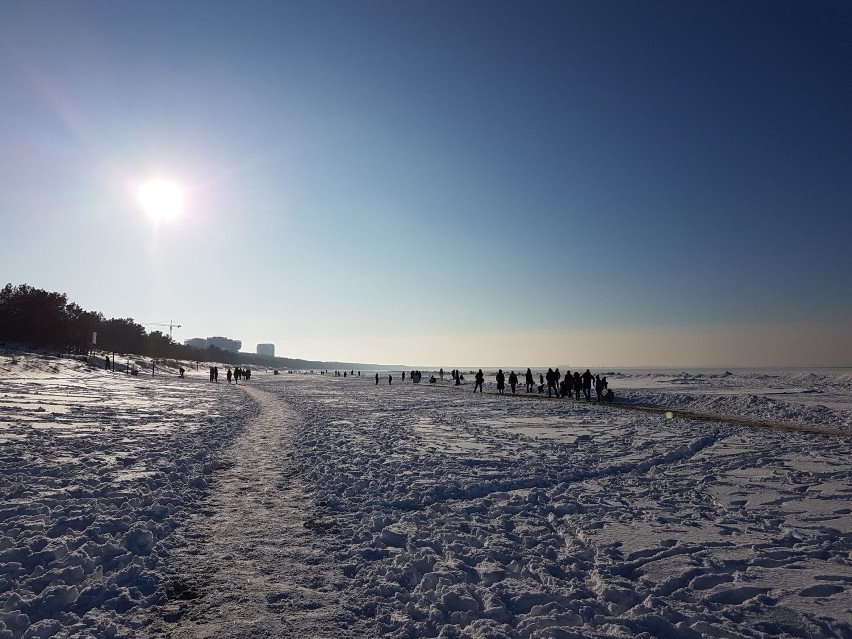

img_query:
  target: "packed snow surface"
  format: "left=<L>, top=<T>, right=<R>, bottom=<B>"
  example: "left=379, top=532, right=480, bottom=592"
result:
left=1, top=355, right=851, bottom=638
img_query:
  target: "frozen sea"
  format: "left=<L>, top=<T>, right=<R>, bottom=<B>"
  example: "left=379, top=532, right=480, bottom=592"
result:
left=1, top=354, right=851, bottom=638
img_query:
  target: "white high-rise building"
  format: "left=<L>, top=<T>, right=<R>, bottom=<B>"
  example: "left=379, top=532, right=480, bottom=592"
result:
left=256, top=343, right=275, bottom=357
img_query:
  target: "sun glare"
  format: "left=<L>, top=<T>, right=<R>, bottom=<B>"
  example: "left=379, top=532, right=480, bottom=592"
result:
left=138, top=179, right=184, bottom=221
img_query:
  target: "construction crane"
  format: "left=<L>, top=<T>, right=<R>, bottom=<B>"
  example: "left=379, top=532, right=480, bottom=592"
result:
left=143, top=320, right=182, bottom=341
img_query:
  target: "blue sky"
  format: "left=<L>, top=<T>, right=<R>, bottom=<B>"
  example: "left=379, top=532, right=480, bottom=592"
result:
left=1, top=1, right=850, bottom=367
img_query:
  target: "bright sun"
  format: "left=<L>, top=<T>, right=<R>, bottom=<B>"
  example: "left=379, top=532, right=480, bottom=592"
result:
left=138, top=179, right=184, bottom=221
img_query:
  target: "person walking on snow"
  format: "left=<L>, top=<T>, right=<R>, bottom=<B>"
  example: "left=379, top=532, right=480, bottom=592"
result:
left=595, top=374, right=605, bottom=402
left=525, top=368, right=534, bottom=393
left=561, top=370, right=572, bottom=398
left=496, top=369, right=505, bottom=394
left=546, top=368, right=557, bottom=397
left=508, top=371, right=518, bottom=394
left=474, top=369, right=484, bottom=393
left=582, top=369, right=593, bottom=401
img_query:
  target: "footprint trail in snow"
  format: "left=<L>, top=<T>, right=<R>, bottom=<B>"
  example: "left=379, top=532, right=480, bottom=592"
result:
left=161, top=386, right=358, bottom=638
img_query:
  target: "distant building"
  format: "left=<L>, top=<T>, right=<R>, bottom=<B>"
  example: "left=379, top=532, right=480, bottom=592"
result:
left=207, top=336, right=241, bottom=352
left=184, top=336, right=242, bottom=353
left=257, top=343, right=275, bottom=357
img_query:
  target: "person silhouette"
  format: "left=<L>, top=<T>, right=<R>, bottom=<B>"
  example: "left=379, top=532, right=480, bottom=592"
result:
left=582, top=369, right=593, bottom=401
left=474, top=369, right=484, bottom=393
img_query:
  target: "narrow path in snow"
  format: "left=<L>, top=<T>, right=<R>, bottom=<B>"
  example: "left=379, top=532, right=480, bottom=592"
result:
left=161, top=386, right=353, bottom=639
left=601, top=401, right=852, bottom=436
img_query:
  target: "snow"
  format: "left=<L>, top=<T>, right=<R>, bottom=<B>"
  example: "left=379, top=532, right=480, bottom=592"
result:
left=1, top=354, right=851, bottom=638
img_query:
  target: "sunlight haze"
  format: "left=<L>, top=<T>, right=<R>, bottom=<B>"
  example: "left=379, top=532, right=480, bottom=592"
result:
left=1, top=1, right=850, bottom=367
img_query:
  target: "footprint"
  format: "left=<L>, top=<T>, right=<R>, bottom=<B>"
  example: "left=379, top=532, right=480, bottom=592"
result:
left=691, top=573, right=734, bottom=591
left=800, top=584, right=843, bottom=597
left=706, top=586, right=769, bottom=605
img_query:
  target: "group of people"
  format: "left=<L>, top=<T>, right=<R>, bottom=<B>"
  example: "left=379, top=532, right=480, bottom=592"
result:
left=450, top=369, right=466, bottom=386
left=464, top=367, right=613, bottom=402
left=493, top=369, right=517, bottom=394
left=368, top=365, right=613, bottom=403
left=208, top=366, right=252, bottom=384
left=472, top=369, right=515, bottom=394
left=534, top=367, right=612, bottom=402
left=405, top=370, right=425, bottom=383
left=227, top=367, right=251, bottom=383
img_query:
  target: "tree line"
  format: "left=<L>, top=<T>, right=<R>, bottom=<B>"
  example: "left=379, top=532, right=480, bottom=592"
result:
left=0, top=283, right=399, bottom=370
left=0, top=283, right=258, bottom=366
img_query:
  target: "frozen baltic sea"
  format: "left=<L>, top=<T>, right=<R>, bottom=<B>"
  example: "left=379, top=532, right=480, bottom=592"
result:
left=1, top=354, right=851, bottom=638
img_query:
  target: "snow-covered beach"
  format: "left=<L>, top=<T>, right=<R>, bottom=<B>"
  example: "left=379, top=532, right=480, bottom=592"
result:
left=2, top=354, right=851, bottom=638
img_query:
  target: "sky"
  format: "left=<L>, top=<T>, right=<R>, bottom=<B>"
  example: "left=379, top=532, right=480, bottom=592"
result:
left=1, top=1, right=850, bottom=368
